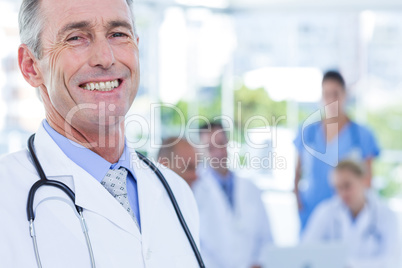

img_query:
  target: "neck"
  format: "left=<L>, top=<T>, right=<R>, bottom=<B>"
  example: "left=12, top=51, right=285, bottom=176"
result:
left=47, top=117, right=125, bottom=163
left=214, top=166, right=229, bottom=177
left=324, top=112, right=349, bottom=127
left=350, top=198, right=366, bottom=219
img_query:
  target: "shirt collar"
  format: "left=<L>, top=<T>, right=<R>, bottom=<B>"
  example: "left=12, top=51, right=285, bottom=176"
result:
left=42, top=120, right=136, bottom=183
left=208, top=167, right=234, bottom=187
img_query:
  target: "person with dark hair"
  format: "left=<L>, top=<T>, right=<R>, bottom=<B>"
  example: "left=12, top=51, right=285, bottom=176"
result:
left=302, top=160, right=399, bottom=268
left=193, top=122, right=273, bottom=268
left=294, top=70, right=380, bottom=232
left=322, top=70, right=346, bottom=88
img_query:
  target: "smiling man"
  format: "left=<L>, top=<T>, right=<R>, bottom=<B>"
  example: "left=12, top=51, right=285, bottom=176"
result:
left=0, top=0, right=201, bottom=267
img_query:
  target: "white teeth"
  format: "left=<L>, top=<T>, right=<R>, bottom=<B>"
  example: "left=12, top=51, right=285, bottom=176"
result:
left=81, top=79, right=119, bottom=91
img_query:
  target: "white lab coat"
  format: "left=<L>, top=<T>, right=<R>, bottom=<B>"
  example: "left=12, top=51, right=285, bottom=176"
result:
left=192, top=168, right=273, bottom=268
left=302, top=192, right=400, bottom=268
left=0, top=124, right=200, bottom=268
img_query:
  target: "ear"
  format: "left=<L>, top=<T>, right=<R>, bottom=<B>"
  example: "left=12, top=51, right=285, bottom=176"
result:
left=18, top=44, right=44, bottom=88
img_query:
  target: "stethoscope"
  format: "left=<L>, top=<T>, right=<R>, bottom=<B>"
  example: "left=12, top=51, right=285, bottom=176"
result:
left=26, top=134, right=205, bottom=268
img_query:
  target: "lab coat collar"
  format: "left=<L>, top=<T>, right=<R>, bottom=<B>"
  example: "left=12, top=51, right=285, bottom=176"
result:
left=198, top=167, right=237, bottom=214
left=33, top=124, right=141, bottom=239
left=130, top=149, right=163, bottom=244
left=337, top=192, right=373, bottom=230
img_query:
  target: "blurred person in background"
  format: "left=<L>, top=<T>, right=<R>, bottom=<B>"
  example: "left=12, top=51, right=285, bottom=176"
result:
left=302, top=160, right=399, bottom=268
left=158, top=137, right=199, bottom=188
left=193, top=122, right=273, bottom=268
left=294, top=70, right=380, bottom=232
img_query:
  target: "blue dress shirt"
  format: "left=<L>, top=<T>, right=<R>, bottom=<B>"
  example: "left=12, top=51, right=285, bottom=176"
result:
left=42, top=120, right=141, bottom=229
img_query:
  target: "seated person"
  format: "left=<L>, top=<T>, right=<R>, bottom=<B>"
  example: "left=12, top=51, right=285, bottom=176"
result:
left=302, top=160, right=399, bottom=268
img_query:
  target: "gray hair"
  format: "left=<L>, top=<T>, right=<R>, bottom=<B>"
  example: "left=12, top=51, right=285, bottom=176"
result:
left=18, top=0, right=137, bottom=60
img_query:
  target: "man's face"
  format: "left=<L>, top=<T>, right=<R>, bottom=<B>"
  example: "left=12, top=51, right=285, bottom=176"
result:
left=322, top=79, right=346, bottom=116
left=172, top=143, right=198, bottom=187
left=201, top=127, right=229, bottom=169
left=37, top=0, right=139, bottom=131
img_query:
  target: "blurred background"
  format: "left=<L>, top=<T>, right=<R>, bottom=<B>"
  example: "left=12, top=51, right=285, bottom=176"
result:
left=2, top=0, right=402, bottom=247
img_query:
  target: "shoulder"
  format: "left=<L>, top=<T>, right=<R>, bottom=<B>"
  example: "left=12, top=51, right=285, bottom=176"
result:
left=351, top=122, right=377, bottom=139
left=295, top=121, right=321, bottom=135
left=305, top=198, right=337, bottom=232
left=0, top=148, right=29, bottom=166
left=191, top=170, right=218, bottom=207
left=236, top=175, right=261, bottom=194
left=294, top=122, right=321, bottom=150
left=369, top=193, right=396, bottom=221
left=0, top=149, right=39, bottom=216
left=350, top=122, right=380, bottom=156
left=193, top=167, right=216, bottom=191
left=0, top=149, right=36, bottom=180
left=233, top=176, right=268, bottom=210
left=312, top=197, right=340, bottom=217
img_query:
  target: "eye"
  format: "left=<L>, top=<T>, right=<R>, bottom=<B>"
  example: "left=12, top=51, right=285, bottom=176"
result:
left=111, top=32, right=128, bottom=38
left=67, top=36, right=81, bottom=42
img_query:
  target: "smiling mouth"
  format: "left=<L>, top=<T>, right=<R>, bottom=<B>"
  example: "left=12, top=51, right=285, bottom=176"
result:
left=79, top=79, right=121, bottom=91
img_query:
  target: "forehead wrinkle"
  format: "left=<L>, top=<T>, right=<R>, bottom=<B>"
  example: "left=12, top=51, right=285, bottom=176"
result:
left=57, top=20, right=96, bottom=40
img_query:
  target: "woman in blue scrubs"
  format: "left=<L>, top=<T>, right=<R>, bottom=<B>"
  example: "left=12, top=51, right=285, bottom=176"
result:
left=293, top=70, right=380, bottom=232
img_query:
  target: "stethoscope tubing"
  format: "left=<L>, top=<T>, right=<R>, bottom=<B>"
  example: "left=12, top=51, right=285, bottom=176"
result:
left=136, top=152, right=205, bottom=268
left=27, top=134, right=95, bottom=268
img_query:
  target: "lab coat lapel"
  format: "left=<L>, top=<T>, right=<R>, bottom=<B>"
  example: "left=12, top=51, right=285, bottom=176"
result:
left=332, top=200, right=352, bottom=240
left=72, top=166, right=141, bottom=239
left=33, top=124, right=141, bottom=240
left=232, top=176, right=243, bottom=218
left=131, top=150, right=163, bottom=243
left=353, top=204, right=371, bottom=239
left=207, top=169, right=233, bottom=213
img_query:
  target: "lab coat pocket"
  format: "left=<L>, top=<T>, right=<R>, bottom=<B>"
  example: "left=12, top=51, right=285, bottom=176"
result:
left=363, top=234, right=381, bottom=257
left=175, top=254, right=198, bottom=268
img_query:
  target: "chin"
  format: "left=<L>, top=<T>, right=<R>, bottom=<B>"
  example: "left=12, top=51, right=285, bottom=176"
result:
left=343, top=200, right=353, bottom=208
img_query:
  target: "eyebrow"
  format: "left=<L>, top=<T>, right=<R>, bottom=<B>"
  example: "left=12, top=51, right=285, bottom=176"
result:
left=57, top=19, right=134, bottom=40
left=57, top=20, right=93, bottom=39
left=107, top=20, right=133, bottom=33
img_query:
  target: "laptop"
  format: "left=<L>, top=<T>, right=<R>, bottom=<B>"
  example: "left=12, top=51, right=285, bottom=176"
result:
left=263, top=243, right=348, bottom=268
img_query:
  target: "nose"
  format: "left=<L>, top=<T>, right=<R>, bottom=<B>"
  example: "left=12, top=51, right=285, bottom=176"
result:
left=88, top=38, right=115, bottom=69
